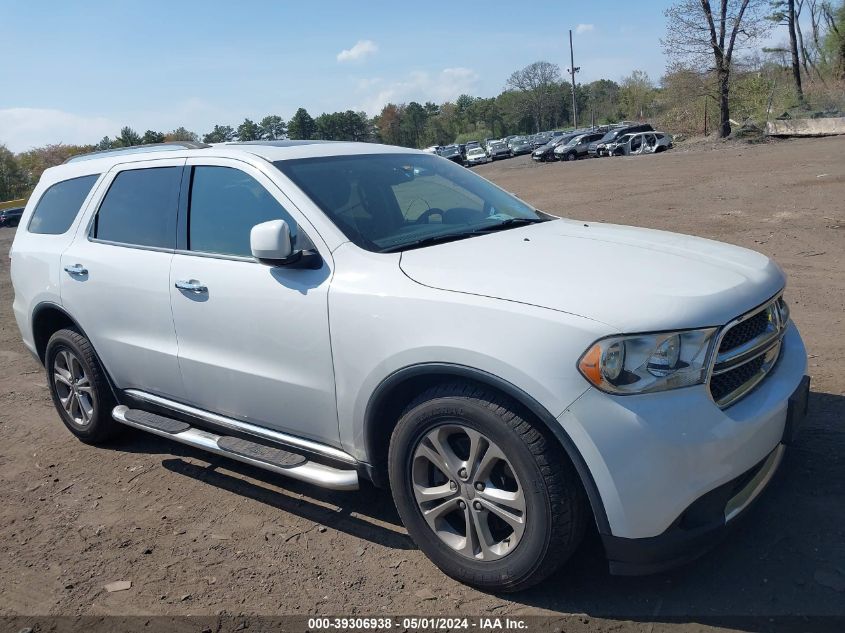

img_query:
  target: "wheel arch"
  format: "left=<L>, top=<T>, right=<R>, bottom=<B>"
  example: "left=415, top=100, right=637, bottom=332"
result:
left=363, top=362, right=611, bottom=534
left=32, top=302, right=83, bottom=363
left=31, top=302, right=120, bottom=400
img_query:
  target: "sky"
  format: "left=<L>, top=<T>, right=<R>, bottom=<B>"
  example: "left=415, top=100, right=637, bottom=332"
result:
left=0, top=0, right=778, bottom=152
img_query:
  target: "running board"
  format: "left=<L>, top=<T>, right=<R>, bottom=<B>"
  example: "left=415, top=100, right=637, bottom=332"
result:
left=112, top=405, right=359, bottom=491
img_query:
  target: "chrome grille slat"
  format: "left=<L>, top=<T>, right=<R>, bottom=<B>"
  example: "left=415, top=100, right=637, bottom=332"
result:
left=712, top=336, right=782, bottom=376
left=709, top=295, right=787, bottom=408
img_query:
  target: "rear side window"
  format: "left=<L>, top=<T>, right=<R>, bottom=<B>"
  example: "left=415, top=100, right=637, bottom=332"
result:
left=28, top=174, right=99, bottom=235
left=92, top=167, right=181, bottom=249
left=187, top=166, right=298, bottom=257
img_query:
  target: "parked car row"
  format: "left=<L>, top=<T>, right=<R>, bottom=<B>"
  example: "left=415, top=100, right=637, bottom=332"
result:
left=424, top=122, right=672, bottom=168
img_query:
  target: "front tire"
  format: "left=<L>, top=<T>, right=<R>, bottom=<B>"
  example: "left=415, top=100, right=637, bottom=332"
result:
left=388, top=382, right=586, bottom=592
left=45, top=328, right=120, bottom=444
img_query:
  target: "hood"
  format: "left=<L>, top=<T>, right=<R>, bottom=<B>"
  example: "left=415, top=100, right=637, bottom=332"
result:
left=399, top=219, right=785, bottom=333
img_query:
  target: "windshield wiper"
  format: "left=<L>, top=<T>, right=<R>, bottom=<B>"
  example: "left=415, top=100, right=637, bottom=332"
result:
left=474, top=217, right=548, bottom=233
left=379, top=218, right=548, bottom=253
left=379, top=231, right=479, bottom=253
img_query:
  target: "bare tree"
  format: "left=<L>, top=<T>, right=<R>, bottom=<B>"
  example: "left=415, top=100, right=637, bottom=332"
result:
left=770, top=0, right=805, bottom=102
left=663, top=0, right=773, bottom=137
left=505, top=61, right=562, bottom=132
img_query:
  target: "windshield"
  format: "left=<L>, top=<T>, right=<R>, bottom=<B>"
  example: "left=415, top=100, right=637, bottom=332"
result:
left=275, top=153, right=546, bottom=253
left=468, top=148, right=485, bottom=156
left=600, top=129, right=625, bottom=143
left=440, top=146, right=459, bottom=156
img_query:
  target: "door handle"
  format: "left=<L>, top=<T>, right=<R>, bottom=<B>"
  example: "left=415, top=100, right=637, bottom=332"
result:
left=175, top=279, right=208, bottom=294
left=63, top=264, right=88, bottom=276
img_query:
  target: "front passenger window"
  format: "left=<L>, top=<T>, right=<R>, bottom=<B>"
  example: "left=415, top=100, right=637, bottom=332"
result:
left=188, top=166, right=299, bottom=257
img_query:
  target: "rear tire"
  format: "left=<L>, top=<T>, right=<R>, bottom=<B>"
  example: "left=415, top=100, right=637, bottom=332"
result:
left=388, top=382, right=587, bottom=592
left=45, top=328, right=121, bottom=444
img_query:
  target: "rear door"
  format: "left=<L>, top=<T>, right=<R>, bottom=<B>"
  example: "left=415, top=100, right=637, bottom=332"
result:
left=60, top=159, right=186, bottom=399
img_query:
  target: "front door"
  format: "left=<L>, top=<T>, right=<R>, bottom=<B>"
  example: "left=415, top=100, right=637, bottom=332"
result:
left=168, top=158, right=339, bottom=445
left=629, top=134, right=644, bottom=155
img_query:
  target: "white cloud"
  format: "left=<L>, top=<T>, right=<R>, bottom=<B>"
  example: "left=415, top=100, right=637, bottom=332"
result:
left=356, top=67, right=480, bottom=115
left=0, top=99, right=245, bottom=153
left=0, top=108, right=118, bottom=153
left=337, top=40, right=378, bottom=63
left=576, top=23, right=595, bottom=34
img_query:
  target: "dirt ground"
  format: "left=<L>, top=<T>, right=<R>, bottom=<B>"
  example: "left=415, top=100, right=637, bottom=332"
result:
left=0, top=136, right=843, bottom=631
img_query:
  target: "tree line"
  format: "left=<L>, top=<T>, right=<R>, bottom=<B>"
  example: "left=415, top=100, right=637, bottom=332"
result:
left=2, top=0, right=843, bottom=202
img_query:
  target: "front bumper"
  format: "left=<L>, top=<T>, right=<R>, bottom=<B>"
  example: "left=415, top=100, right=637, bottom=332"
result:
left=558, top=322, right=808, bottom=572
left=603, top=441, right=786, bottom=574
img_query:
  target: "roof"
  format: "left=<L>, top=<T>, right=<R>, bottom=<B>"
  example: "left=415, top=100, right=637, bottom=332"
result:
left=44, top=141, right=423, bottom=182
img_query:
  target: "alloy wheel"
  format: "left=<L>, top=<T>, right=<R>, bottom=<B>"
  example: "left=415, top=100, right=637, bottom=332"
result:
left=411, top=424, right=526, bottom=561
left=52, top=349, right=95, bottom=427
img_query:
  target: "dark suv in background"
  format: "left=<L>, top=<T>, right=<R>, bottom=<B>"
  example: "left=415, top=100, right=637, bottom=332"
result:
left=589, top=124, right=654, bottom=157
left=0, top=206, right=25, bottom=227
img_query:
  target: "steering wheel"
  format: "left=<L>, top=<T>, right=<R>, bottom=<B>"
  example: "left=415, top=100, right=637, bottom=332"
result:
left=414, top=208, right=446, bottom=224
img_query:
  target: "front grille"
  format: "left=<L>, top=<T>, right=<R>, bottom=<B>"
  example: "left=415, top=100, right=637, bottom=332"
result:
left=709, top=296, right=786, bottom=408
left=710, top=355, right=765, bottom=402
left=719, top=309, right=770, bottom=353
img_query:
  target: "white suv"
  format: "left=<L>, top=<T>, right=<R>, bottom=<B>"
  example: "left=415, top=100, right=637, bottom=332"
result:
left=10, top=140, right=809, bottom=591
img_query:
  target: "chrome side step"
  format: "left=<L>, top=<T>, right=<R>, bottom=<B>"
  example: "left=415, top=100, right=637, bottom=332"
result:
left=124, top=389, right=357, bottom=465
left=112, top=405, right=359, bottom=491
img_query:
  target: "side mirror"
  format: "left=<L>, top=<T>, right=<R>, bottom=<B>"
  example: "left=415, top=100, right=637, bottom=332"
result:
left=250, top=220, right=300, bottom=265
left=250, top=219, right=323, bottom=269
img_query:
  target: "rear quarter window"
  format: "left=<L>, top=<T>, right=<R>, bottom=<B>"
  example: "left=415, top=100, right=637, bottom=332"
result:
left=28, top=174, right=100, bottom=235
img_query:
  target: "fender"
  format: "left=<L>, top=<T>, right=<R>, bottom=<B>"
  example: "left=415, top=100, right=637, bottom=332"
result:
left=364, top=362, right=611, bottom=535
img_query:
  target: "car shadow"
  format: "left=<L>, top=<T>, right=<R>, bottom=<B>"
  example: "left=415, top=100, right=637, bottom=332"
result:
left=103, top=390, right=844, bottom=629
left=104, top=429, right=413, bottom=550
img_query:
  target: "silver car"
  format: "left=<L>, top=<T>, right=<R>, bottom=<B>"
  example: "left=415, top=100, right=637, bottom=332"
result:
left=607, top=132, right=673, bottom=156
left=486, top=141, right=510, bottom=160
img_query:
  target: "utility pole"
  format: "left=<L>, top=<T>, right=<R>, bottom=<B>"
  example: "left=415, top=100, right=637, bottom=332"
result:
left=567, top=29, right=580, bottom=129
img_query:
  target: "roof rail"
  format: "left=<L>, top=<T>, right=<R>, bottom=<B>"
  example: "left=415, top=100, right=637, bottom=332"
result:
left=63, top=141, right=211, bottom=164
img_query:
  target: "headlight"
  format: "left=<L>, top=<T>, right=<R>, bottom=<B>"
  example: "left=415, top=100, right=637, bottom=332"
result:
left=578, top=328, right=718, bottom=395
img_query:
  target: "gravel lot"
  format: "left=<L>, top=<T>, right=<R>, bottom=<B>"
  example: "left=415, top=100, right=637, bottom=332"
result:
left=1, top=137, right=843, bottom=631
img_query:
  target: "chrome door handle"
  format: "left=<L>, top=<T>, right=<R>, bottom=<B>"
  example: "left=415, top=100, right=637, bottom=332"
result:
left=63, top=264, right=88, bottom=276
left=175, top=279, right=208, bottom=293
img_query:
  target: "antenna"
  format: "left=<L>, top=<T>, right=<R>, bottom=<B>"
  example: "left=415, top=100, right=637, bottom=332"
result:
left=567, top=30, right=580, bottom=129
